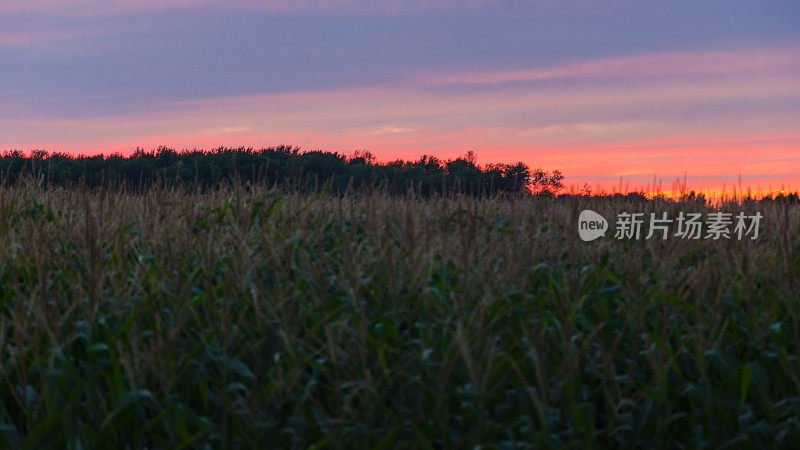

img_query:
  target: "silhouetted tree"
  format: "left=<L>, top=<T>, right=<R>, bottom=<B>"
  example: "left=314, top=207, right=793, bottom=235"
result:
left=0, top=147, right=564, bottom=197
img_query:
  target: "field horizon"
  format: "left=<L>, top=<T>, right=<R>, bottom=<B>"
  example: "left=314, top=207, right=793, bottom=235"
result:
left=4, top=1, right=799, bottom=447
left=0, top=146, right=796, bottom=202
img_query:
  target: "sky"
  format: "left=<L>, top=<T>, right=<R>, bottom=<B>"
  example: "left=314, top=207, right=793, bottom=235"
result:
left=1, top=0, right=799, bottom=194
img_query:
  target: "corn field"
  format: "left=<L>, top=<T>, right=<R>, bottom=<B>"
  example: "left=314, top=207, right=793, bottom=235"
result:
left=0, top=181, right=798, bottom=448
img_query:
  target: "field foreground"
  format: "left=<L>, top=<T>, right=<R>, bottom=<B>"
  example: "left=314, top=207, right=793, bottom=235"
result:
left=0, top=183, right=799, bottom=448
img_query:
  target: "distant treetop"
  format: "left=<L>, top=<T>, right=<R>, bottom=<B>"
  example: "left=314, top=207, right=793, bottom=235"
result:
left=0, top=146, right=565, bottom=196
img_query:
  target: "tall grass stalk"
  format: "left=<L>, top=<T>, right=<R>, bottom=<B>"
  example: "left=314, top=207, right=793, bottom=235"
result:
left=0, top=180, right=798, bottom=448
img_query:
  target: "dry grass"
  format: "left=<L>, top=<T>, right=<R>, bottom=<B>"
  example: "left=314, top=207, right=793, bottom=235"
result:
left=0, top=181, right=798, bottom=448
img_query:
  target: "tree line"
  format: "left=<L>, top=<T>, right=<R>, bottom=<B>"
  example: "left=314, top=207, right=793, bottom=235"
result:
left=1, top=146, right=565, bottom=195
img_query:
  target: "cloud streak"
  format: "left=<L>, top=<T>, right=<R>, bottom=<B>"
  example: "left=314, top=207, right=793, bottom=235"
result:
left=3, top=46, right=798, bottom=193
left=427, top=48, right=800, bottom=86
left=0, top=0, right=515, bottom=16
left=2, top=1, right=799, bottom=194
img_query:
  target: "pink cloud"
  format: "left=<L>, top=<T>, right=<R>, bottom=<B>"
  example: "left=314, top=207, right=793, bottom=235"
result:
left=426, top=47, right=800, bottom=86
left=0, top=0, right=504, bottom=16
left=2, top=45, right=799, bottom=195
left=0, top=22, right=122, bottom=45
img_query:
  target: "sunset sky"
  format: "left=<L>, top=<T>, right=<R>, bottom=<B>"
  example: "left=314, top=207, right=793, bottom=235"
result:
left=2, top=0, right=799, bottom=194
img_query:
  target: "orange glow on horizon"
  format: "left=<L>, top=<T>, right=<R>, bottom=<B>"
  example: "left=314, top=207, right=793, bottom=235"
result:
left=3, top=46, right=798, bottom=197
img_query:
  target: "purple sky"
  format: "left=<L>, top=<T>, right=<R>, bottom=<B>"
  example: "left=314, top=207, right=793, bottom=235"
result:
left=2, top=0, right=799, bottom=193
